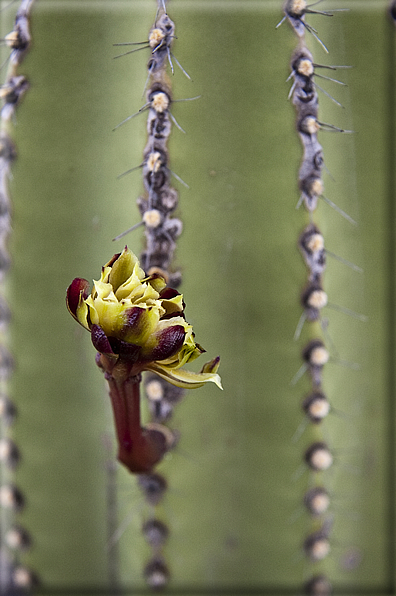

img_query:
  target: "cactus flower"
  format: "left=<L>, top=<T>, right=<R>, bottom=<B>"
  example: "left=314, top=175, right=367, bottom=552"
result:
left=66, top=247, right=222, bottom=390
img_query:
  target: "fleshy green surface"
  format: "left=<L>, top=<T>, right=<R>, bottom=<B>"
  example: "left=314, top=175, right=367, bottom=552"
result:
left=2, top=0, right=394, bottom=591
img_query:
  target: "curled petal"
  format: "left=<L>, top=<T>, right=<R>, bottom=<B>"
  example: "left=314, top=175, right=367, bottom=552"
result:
left=130, top=280, right=161, bottom=305
left=145, top=273, right=167, bottom=294
left=200, top=356, right=221, bottom=374
left=92, top=280, right=118, bottom=302
left=159, top=288, right=185, bottom=319
left=147, top=361, right=223, bottom=390
left=66, top=278, right=91, bottom=329
left=115, top=262, right=148, bottom=300
left=86, top=289, right=126, bottom=336
left=99, top=266, right=112, bottom=285
left=66, top=278, right=90, bottom=318
left=160, top=294, right=184, bottom=318
left=108, top=246, right=143, bottom=292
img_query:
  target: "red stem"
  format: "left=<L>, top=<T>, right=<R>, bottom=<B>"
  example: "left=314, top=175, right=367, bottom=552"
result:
left=105, top=368, right=167, bottom=474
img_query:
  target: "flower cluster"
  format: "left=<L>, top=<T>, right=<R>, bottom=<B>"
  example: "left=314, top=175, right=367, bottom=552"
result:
left=66, top=247, right=222, bottom=389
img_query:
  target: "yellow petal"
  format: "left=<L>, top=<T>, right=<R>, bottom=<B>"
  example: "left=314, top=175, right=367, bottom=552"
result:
left=200, top=356, right=221, bottom=374
left=121, top=306, right=162, bottom=345
left=99, top=266, right=112, bottom=285
left=75, top=294, right=90, bottom=331
left=108, top=247, right=143, bottom=292
left=86, top=293, right=126, bottom=336
left=134, top=282, right=162, bottom=305
left=115, top=263, right=151, bottom=301
left=161, top=293, right=184, bottom=315
left=147, top=362, right=223, bottom=390
left=93, top=280, right=118, bottom=302
left=146, top=274, right=167, bottom=294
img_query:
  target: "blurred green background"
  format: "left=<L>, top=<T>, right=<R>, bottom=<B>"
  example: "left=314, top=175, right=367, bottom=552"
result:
left=1, top=0, right=394, bottom=592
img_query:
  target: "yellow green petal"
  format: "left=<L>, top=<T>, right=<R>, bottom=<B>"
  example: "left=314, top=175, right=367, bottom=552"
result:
left=200, top=356, right=221, bottom=374
left=93, top=280, right=118, bottom=302
left=146, top=275, right=167, bottom=294
left=99, top=266, right=112, bottom=285
left=108, top=247, right=142, bottom=291
left=115, top=263, right=151, bottom=301
left=121, top=306, right=161, bottom=345
left=75, top=294, right=90, bottom=331
left=147, top=362, right=223, bottom=390
left=86, top=293, right=127, bottom=336
left=134, top=282, right=162, bottom=305
left=161, top=293, right=184, bottom=315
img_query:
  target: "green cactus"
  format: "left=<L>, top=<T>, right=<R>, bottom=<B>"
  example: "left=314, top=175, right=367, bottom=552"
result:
left=1, top=0, right=393, bottom=592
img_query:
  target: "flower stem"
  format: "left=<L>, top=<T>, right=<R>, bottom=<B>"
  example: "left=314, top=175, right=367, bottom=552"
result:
left=104, top=369, right=167, bottom=474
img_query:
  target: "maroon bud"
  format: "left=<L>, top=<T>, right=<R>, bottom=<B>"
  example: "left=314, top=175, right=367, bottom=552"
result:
left=91, top=325, right=114, bottom=355
left=149, top=325, right=185, bottom=361
left=66, top=278, right=90, bottom=319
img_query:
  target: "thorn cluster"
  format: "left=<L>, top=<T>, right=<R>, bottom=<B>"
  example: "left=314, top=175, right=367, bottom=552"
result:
left=280, top=1, right=358, bottom=593
left=113, top=0, right=195, bottom=588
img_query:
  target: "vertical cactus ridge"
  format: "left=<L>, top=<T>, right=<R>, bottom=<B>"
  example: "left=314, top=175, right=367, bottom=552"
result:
left=280, top=0, right=369, bottom=592
left=112, top=1, right=194, bottom=588
left=0, top=0, right=36, bottom=591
